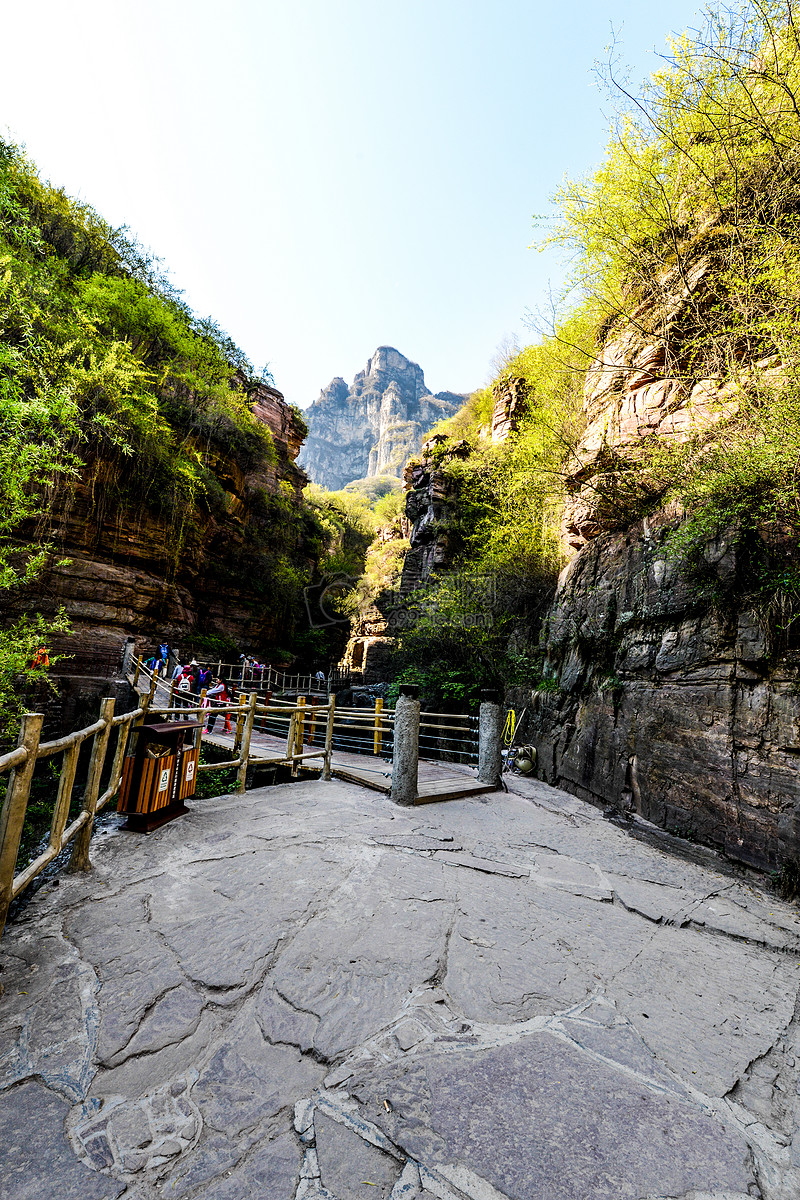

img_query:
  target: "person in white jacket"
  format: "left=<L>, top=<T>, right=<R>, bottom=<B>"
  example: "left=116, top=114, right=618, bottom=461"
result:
left=204, top=679, right=229, bottom=733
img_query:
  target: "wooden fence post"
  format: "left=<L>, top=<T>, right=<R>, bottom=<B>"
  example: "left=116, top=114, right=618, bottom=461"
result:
left=308, top=699, right=317, bottom=747
left=0, top=713, right=44, bottom=937
left=168, top=676, right=176, bottom=714
left=133, top=655, right=142, bottom=686
left=261, top=690, right=272, bottom=732
left=285, top=709, right=297, bottom=764
left=98, top=714, right=135, bottom=813
left=373, top=697, right=384, bottom=756
left=49, top=741, right=80, bottom=853
left=321, top=695, right=336, bottom=781
left=70, top=697, right=115, bottom=872
left=236, top=692, right=258, bottom=794
left=292, top=697, right=306, bottom=777
left=234, top=692, right=247, bottom=755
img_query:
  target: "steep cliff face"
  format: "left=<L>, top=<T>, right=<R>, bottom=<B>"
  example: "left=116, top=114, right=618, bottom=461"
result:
left=530, top=511, right=800, bottom=871
left=298, top=347, right=465, bottom=489
left=527, top=260, right=800, bottom=872
left=400, top=377, right=526, bottom=590
left=7, top=381, right=312, bottom=666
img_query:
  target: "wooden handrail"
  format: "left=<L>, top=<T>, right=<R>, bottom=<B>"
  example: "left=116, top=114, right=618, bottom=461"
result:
left=0, top=746, right=29, bottom=774
left=37, top=718, right=107, bottom=758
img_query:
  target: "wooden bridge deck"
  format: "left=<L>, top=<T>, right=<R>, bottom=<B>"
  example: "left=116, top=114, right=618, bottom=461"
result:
left=204, top=726, right=493, bottom=804
left=133, top=672, right=491, bottom=805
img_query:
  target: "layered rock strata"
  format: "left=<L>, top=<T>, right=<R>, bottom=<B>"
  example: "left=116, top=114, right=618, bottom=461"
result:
left=299, top=347, right=465, bottom=490
left=394, top=352, right=800, bottom=868
left=5, top=382, right=311, bottom=670
left=527, top=247, right=800, bottom=870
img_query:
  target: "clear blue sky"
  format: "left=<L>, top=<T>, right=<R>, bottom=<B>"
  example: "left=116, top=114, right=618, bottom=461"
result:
left=1, top=0, right=706, bottom=406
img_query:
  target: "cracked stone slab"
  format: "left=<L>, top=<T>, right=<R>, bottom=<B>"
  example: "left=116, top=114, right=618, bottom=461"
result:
left=442, top=871, right=654, bottom=1024
left=314, top=1110, right=400, bottom=1198
left=432, top=850, right=530, bottom=879
left=0, top=931, right=99, bottom=1101
left=613, top=925, right=799, bottom=1096
left=69, top=1075, right=201, bottom=1176
left=267, top=852, right=454, bottom=1059
left=104, top=983, right=204, bottom=1068
left=0, top=1081, right=124, bottom=1199
left=3, top=778, right=800, bottom=1200
left=197, top=1130, right=300, bottom=1199
left=532, top=852, right=613, bottom=900
left=351, top=1034, right=757, bottom=1200
left=158, top=1129, right=242, bottom=1198
left=193, top=1011, right=325, bottom=1139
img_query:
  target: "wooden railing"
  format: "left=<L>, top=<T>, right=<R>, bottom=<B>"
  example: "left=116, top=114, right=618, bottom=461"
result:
left=0, top=697, right=146, bottom=937
left=141, top=690, right=337, bottom=787
left=186, top=659, right=326, bottom=696
left=0, top=677, right=338, bottom=938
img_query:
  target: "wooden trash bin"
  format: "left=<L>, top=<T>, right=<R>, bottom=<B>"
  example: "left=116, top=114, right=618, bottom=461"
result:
left=118, top=721, right=202, bottom=831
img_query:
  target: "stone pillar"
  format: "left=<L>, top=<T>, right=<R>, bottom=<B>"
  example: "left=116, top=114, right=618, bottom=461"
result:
left=120, top=637, right=136, bottom=677
left=478, top=689, right=503, bottom=789
left=390, top=685, right=420, bottom=806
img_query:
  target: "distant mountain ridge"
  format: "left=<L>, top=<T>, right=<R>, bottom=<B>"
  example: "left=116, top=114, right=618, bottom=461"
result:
left=298, top=346, right=466, bottom=490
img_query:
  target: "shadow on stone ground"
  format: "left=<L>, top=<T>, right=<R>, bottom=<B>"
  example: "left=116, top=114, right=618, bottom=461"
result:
left=2, top=774, right=800, bottom=1200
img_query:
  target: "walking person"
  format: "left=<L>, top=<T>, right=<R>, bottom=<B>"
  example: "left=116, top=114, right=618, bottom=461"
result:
left=177, top=671, right=192, bottom=711
left=205, top=677, right=231, bottom=733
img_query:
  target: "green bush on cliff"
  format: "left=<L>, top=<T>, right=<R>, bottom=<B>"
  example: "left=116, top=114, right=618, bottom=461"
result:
left=0, top=137, right=326, bottom=729
left=0, top=136, right=275, bottom=553
left=548, top=0, right=800, bottom=558
left=303, top=483, right=376, bottom=577
left=400, top=0, right=800, bottom=692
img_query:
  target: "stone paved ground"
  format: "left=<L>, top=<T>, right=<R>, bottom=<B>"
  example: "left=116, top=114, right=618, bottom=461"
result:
left=2, top=776, right=800, bottom=1200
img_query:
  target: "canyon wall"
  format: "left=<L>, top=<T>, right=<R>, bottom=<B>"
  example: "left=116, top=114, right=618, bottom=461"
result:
left=299, top=346, right=465, bottom=489
left=529, top=513, right=800, bottom=871
left=397, top=329, right=800, bottom=870
left=525, top=249, right=800, bottom=871
left=6, top=381, right=312, bottom=670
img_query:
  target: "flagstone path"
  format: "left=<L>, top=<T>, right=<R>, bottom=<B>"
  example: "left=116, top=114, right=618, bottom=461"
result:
left=2, top=774, right=800, bottom=1200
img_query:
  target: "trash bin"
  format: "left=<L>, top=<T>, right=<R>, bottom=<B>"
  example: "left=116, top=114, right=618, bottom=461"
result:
left=118, top=721, right=203, bottom=831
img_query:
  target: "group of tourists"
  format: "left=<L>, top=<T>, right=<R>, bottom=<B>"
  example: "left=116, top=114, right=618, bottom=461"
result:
left=141, top=642, right=234, bottom=734
left=170, top=662, right=233, bottom=732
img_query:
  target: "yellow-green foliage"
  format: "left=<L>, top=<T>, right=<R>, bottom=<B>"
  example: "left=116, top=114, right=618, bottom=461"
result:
left=546, top=1, right=800, bottom=561
left=372, top=488, right=405, bottom=530
left=303, top=483, right=377, bottom=577
left=425, top=387, right=494, bottom=445
left=0, top=137, right=322, bottom=727
left=388, top=1, right=800, bottom=699
left=418, top=305, right=595, bottom=580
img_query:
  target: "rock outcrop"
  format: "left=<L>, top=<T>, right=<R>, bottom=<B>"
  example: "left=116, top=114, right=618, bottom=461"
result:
left=527, top=510, right=800, bottom=872
left=399, top=376, right=525, bottom=590
left=392, top=317, right=800, bottom=871
left=299, top=347, right=465, bottom=490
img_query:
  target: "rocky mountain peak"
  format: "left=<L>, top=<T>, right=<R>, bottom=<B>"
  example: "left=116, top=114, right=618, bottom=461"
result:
left=298, top=347, right=467, bottom=490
